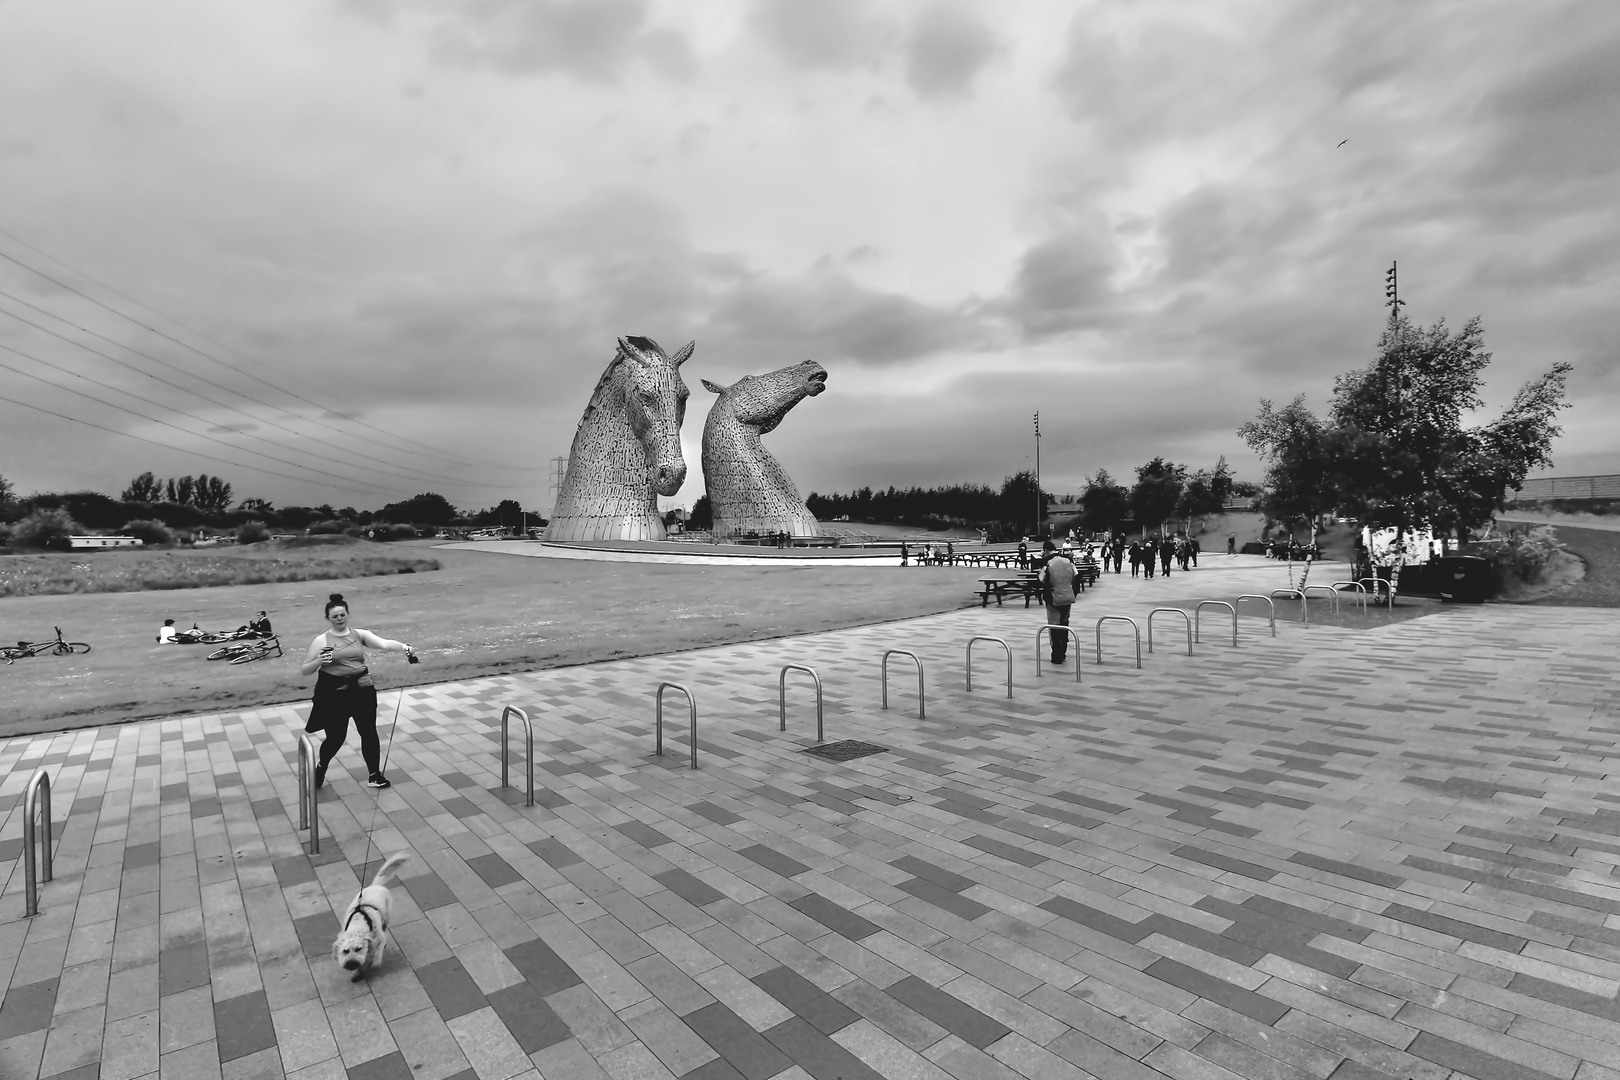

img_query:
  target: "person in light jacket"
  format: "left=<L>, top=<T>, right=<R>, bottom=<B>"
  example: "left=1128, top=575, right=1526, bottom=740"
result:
left=1039, top=541, right=1079, bottom=664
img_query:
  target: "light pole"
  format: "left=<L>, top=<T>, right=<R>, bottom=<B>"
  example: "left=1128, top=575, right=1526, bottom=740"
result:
left=1033, top=412, right=1042, bottom=538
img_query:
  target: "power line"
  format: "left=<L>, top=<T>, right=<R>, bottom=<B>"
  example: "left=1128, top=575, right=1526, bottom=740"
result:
left=0, top=291, right=516, bottom=491
left=0, top=339, right=410, bottom=497
left=0, top=227, right=544, bottom=472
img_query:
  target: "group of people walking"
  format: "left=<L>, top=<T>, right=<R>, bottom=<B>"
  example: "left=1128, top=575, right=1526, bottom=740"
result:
left=1090, top=533, right=1200, bottom=578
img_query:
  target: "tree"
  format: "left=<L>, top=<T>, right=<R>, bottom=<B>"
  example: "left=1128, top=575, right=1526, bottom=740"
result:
left=474, top=499, right=526, bottom=529
left=12, top=507, right=80, bottom=550
left=122, top=472, right=163, bottom=503
left=1079, top=469, right=1130, bottom=533
left=1128, top=458, right=1185, bottom=536
left=1328, top=313, right=1571, bottom=539
left=375, top=492, right=459, bottom=526
left=689, top=495, right=713, bottom=530
left=1238, top=396, right=1333, bottom=546
left=1175, top=456, right=1235, bottom=531
left=998, top=471, right=1046, bottom=534
left=192, top=475, right=233, bottom=515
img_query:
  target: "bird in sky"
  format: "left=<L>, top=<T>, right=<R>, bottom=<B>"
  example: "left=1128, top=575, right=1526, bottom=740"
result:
left=1337, top=139, right=1349, bottom=147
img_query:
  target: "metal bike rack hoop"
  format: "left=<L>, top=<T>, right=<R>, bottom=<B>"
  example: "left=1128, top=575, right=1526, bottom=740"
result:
left=1094, top=617, right=1142, bottom=668
left=1235, top=595, right=1276, bottom=637
left=294, top=733, right=320, bottom=854
left=1332, top=581, right=1368, bottom=615
left=1302, top=584, right=1340, bottom=617
left=1359, top=577, right=1394, bottom=609
left=1271, top=588, right=1308, bottom=627
left=501, top=705, right=534, bottom=806
left=1033, top=627, right=1081, bottom=683
left=655, top=682, right=698, bottom=769
left=966, top=636, right=1014, bottom=697
left=779, top=664, right=824, bottom=742
left=23, top=767, right=52, bottom=917
left=1147, top=608, right=1193, bottom=656
left=1194, top=600, right=1237, bottom=646
left=881, top=649, right=925, bottom=718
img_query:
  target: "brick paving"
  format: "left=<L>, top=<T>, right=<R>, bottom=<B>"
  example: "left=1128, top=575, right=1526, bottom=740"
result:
left=2, top=583, right=1618, bottom=1080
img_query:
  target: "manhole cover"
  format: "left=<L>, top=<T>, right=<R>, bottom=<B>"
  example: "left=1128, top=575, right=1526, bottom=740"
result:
left=802, top=740, right=889, bottom=762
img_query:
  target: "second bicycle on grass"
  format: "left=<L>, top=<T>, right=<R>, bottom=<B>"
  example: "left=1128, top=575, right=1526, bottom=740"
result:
left=2, top=627, right=92, bottom=662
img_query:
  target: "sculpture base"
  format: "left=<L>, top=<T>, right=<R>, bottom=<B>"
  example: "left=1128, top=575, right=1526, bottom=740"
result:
left=543, top=515, right=667, bottom=543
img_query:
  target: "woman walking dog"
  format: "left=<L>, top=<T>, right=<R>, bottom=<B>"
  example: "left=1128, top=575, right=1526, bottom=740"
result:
left=301, top=593, right=415, bottom=791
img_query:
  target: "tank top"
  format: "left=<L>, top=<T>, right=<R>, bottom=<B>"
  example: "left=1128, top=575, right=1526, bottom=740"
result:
left=321, top=631, right=368, bottom=677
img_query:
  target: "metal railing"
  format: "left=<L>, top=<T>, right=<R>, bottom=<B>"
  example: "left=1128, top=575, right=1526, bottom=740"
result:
left=1034, top=626, right=1082, bottom=682
left=882, top=649, right=925, bottom=717
left=1147, top=608, right=1193, bottom=656
left=295, top=733, right=321, bottom=854
left=1332, top=580, right=1368, bottom=615
left=1360, top=577, right=1394, bottom=608
left=1302, top=584, right=1340, bottom=617
left=23, top=767, right=52, bottom=917
left=779, top=664, right=824, bottom=742
left=1270, top=588, right=1308, bottom=627
left=500, top=705, right=534, bottom=807
left=1095, top=617, right=1142, bottom=668
left=967, top=637, right=1014, bottom=697
left=655, top=683, right=698, bottom=769
left=1235, top=595, right=1276, bottom=637
left=1195, top=600, right=1237, bottom=646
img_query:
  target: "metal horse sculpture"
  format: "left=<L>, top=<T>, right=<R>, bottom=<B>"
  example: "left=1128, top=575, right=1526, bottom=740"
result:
left=545, top=336, right=694, bottom=542
left=701, top=360, right=827, bottom=538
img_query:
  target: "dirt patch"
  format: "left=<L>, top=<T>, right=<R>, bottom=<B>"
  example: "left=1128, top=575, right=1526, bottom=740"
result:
left=0, top=542, right=986, bottom=738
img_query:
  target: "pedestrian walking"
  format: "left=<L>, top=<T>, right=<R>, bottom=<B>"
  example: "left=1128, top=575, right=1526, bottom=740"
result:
left=301, top=593, right=416, bottom=791
left=1160, top=538, right=1174, bottom=576
left=1039, top=541, right=1078, bottom=664
left=1017, top=540, right=1029, bottom=569
left=1128, top=540, right=1142, bottom=577
left=899, top=542, right=909, bottom=566
left=1142, top=538, right=1157, bottom=578
left=1226, top=532, right=1235, bottom=556
left=1190, top=537, right=1200, bottom=567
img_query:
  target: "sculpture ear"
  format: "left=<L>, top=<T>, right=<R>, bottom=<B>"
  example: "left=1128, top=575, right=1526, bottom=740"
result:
left=670, top=341, right=696, bottom=367
left=701, top=379, right=726, bottom=394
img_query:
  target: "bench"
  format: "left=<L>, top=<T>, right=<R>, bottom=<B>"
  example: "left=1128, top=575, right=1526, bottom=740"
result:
left=977, top=575, right=1042, bottom=607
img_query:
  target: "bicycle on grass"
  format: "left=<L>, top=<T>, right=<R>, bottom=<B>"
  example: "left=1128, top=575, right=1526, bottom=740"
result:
left=207, top=636, right=282, bottom=665
left=3, top=627, right=92, bottom=662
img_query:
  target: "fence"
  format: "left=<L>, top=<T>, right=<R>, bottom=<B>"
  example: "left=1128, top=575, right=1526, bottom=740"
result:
left=881, top=650, right=925, bottom=717
left=655, top=683, right=699, bottom=769
left=966, top=637, right=1014, bottom=697
left=500, top=705, right=534, bottom=807
left=23, top=767, right=52, bottom=917
left=779, top=665, right=824, bottom=742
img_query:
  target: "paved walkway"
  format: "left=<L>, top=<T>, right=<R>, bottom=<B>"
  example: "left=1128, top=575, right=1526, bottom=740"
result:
left=2, top=584, right=1618, bottom=1080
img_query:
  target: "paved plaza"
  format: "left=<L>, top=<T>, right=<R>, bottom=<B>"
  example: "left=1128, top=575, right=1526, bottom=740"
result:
left=2, top=570, right=1619, bottom=1080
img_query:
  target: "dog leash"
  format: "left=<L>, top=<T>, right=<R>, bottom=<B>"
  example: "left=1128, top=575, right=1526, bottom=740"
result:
left=358, top=651, right=415, bottom=883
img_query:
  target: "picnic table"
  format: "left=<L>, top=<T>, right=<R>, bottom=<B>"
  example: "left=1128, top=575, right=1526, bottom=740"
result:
left=976, top=573, right=1042, bottom=607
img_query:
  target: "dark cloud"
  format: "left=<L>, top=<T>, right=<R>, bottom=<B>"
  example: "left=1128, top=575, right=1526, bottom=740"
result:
left=905, top=4, right=995, bottom=99
left=997, top=227, right=1117, bottom=338
left=345, top=0, right=699, bottom=82
left=750, top=0, right=888, bottom=71
left=702, top=272, right=979, bottom=366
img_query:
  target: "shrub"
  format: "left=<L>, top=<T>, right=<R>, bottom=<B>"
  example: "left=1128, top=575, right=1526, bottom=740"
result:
left=237, top=520, right=271, bottom=544
left=11, top=507, right=81, bottom=550
left=121, top=518, right=175, bottom=547
left=1469, top=524, right=1566, bottom=589
left=0, top=522, right=11, bottom=548
left=366, top=523, right=418, bottom=542
left=308, top=519, right=346, bottom=535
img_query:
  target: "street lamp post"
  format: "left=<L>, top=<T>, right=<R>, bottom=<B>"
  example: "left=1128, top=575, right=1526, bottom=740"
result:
left=1033, top=412, right=1042, bottom=538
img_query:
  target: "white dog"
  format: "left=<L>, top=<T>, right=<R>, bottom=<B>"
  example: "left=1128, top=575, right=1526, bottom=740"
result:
left=332, top=854, right=411, bottom=980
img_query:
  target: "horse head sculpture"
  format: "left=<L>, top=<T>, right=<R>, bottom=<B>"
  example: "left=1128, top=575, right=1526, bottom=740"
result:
left=544, top=336, right=693, bottom=542
left=700, top=360, right=827, bottom=539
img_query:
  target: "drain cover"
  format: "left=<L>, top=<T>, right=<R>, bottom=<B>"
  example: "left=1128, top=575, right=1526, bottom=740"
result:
left=801, top=740, right=889, bottom=762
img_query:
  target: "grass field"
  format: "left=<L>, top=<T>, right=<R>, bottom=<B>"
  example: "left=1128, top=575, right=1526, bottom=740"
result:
left=0, top=537, right=439, bottom=596
left=0, top=542, right=985, bottom=737
left=1519, top=524, right=1620, bottom=607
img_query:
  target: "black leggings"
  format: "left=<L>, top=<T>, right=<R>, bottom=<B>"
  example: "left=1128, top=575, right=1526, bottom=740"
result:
left=310, top=685, right=381, bottom=774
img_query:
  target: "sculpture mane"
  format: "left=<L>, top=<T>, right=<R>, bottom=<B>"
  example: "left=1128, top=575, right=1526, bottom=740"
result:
left=700, top=360, right=826, bottom=538
left=544, top=336, right=693, bottom=542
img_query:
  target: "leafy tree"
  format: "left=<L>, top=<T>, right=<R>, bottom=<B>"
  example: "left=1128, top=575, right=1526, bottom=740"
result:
left=12, top=508, right=80, bottom=550
left=237, top=520, right=271, bottom=544
left=237, top=497, right=275, bottom=514
left=1327, top=313, right=1571, bottom=540
left=1238, top=396, right=1333, bottom=547
left=1175, top=455, right=1235, bottom=530
left=998, top=471, right=1048, bottom=534
left=1079, top=469, right=1130, bottom=533
left=122, top=472, right=163, bottom=502
left=1128, top=458, right=1185, bottom=536
left=192, top=474, right=233, bottom=515
left=121, top=518, right=175, bottom=546
left=689, top=495, right=713, bottom=530
left=1231, top=480, right=1262, bottom=499
left=375, top=492, right=459, bottom=526
left=474, top=499, right=527, bottom=529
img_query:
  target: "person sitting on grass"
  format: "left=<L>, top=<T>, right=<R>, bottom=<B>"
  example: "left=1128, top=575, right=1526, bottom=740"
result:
left=156, top=618, right=177, bottom=644
left=244, top=610, right=272, bottom=637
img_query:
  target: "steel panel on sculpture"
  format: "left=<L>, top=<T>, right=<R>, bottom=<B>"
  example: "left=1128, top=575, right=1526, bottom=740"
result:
left=701, top=360, right=826, bottom=538
left=544, top=336, right=693, bottom=543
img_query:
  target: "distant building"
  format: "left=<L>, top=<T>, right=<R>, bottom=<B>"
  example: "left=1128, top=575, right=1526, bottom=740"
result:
left=69, top=536, right=142, bottom=549
left=1508, top=474, right=1620, bottom=502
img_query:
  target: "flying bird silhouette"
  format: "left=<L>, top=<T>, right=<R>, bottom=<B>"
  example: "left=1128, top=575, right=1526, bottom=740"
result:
left=1337, top=139, right=1349, bottom=147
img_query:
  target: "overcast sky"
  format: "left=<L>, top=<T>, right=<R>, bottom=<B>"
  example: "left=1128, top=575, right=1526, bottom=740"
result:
left=1, top=0, right=1615, bottom=515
